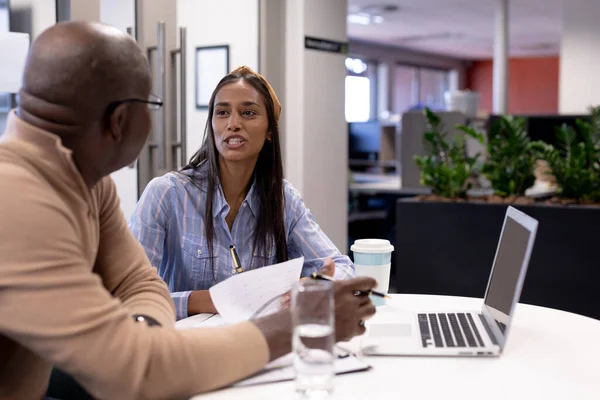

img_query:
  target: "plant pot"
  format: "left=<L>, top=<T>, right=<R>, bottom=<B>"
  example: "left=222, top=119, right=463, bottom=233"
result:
left=395, top=198, right=600, bottom=320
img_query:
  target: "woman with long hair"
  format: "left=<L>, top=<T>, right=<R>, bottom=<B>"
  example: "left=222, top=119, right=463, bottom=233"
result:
left=128, top=66, right=354, bottom=319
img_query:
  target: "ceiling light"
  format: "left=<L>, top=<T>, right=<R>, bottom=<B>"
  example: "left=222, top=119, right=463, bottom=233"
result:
left=347, top=13, right=372, bottom=25
left=345, top=57, right=368, bottom=74
left=347, top=12, right=385, bottom=25
left=347, top=3, right=398, bottom=26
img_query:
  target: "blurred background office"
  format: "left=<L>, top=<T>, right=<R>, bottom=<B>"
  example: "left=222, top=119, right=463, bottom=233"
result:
left=1, top=0, right=599, bottom=319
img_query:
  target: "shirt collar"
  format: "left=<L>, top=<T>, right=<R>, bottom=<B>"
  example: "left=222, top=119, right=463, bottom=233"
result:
left=244, top=177, right=259, bottom=218
left=3, top=110, right=73, bottom=158
left=212, top=182, right=229, bottom=217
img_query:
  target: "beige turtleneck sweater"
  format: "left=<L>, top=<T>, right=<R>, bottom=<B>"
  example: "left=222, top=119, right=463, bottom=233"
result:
left=0, top=111, right=269, bottom=400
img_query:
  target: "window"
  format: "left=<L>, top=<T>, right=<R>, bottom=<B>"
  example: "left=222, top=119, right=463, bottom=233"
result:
left=345, top=76, right=371, bottom=122
left=345, top=57, right=373, bottom=122
left=393, top=65, right=418, bottom=114
left=392, top=64, right=450, bottom=113
left=419, top=68, right=449, bottom=109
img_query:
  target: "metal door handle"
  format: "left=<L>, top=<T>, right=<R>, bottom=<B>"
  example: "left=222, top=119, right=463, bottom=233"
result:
left=126, top=25, right=137, bottom=169
left=156, top=21, right=167, bottom=170
left=179, top=26, right=187, bottom=168
left=170, top=26, right=187, bottom=169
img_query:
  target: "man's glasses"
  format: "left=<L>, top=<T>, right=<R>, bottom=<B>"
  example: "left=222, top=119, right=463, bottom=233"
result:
left=106, top=93, right=163, bottom=114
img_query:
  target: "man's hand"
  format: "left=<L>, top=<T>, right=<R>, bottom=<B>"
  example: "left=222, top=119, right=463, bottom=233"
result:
left=252, top=275, right=377, bottom=361
left=332, top=276, right=377, bottom=341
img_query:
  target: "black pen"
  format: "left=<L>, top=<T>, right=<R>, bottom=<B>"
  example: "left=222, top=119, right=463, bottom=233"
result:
left=229, top=245, right=243, bottom=274
left=310, top=272, right=392, bottom=299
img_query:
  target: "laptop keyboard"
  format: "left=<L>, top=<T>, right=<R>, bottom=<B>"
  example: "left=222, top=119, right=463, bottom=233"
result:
left=418, top=313, right=485, bottom=348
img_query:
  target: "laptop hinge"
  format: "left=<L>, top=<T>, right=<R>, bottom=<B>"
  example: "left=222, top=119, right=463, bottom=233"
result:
left=478, top=314, right=499, bottom=346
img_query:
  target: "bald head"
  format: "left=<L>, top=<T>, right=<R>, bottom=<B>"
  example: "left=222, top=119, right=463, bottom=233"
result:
left=19, top=21, right=151, bottom=126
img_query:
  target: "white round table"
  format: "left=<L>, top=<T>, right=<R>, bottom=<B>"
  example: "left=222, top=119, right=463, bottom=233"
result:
left=191, top=294, right=600, bottom=399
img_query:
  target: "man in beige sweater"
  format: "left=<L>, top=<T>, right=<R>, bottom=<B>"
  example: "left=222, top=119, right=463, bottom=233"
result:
left=0, top=21, right=377, bottom=400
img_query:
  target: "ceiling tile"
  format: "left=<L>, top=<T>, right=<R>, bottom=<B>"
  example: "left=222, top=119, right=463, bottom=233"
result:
left=347, top=0, right=563, bottom=59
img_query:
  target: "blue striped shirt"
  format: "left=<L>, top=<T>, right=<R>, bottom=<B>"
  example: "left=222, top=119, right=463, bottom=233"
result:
left=128, top=163, right=354, bottom=320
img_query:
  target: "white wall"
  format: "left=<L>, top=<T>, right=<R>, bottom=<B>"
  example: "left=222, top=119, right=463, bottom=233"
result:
left=283, top=0, right=305, bottom=191
left=177, top=0, right=259, bottom=161
left=304, top=0, right=348, bottom=252
left=559, top=0, right=600, bottom=113
left=285, top=0, right=348, bottom=251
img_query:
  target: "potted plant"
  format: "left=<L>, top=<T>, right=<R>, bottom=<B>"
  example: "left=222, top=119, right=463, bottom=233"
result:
left=480, top=115, right=541, bottom=200
left=413, top=107, right=484, bottom=199
left=534, top=106, right=600, bottom=203
left=395, top=108, right=600, bottom=321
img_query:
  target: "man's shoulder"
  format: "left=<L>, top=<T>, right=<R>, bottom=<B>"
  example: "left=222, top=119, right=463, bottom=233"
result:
left=0, top=158, right=71, bottom=228
left=0, top=157, right=54, bottom=197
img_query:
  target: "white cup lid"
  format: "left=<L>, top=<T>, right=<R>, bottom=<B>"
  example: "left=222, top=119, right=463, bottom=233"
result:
left=351, top=239, right=394, bottom=254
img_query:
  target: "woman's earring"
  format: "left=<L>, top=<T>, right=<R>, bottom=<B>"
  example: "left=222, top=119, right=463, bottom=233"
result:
left=267, top=133, right=272, bottom=142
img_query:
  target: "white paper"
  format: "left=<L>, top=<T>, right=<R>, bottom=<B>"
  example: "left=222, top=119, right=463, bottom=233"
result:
left=176, top=314, right=228, bottom=329
left=175, top=313, right=216, bottom=330
left=233, top=353, right=371, bottom=387
left=0, top=32, right=30, bottom=93
left=209, top=257, right=304, bottom=323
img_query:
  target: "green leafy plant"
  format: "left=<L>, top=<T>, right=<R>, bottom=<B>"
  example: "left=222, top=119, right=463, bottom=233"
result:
left=482, top=116, right=541, bottom=197
left=535, top=106, right=600, bottom=201
left=414, top=108, right=484, bottom=198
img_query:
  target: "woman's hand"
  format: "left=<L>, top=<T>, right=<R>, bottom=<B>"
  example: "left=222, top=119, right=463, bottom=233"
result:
left=312, top=258, right=335, bottom=278
left=188, top=290, right=218, bottom=315
left=280, top=258, right=336, bottom=308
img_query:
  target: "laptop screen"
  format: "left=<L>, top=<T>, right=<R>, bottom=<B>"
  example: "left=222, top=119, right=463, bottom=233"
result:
left=483, top=208, right=537, bottom=344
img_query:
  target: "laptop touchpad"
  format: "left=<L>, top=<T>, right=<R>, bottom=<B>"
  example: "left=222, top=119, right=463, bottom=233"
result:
left=368, top=323, right=411, bottom=337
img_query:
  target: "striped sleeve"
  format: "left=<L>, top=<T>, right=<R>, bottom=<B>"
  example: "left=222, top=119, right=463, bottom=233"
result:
left=127, top=176, right=192, bottom=319
left=284, top=181, right=355, bottom=280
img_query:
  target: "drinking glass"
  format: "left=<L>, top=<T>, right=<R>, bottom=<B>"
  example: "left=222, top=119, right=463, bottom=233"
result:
left=292, top=279, right=335, bottom=399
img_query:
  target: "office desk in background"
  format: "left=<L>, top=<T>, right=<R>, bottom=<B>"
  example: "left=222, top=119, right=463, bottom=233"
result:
left=348, top=172, right=431, bottom=195
left=188, top=294, right=600, bottom=399
left=348, top=173, right=428, bottom=291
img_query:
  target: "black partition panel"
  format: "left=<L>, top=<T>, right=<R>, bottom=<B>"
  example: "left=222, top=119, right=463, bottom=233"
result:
left=488, top=114, right=591, bottom=147
left=395, top=199, right=600, bottom=320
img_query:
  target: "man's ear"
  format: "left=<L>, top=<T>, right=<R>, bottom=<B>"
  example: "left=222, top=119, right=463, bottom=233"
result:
left=107, top=104, right=128, bottom=143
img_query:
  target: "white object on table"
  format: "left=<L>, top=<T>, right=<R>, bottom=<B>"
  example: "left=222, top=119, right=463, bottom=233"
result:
left=234, top=353, right=370, bottom=388
left=189, top=293, right=600, bottom=400
left=208, top=257, right=304, bottom=323
left=0, top=32, right=30, bottom=93
left=175, top=313, right=226, bottom=330
left=176, top=311, right=370, bottom=387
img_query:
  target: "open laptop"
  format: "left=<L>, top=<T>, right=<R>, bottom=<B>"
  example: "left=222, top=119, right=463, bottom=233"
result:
left=362, top=206, right=538, bottom=357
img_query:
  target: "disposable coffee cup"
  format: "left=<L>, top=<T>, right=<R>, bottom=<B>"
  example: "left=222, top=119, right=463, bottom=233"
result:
left=350, top=239, right=394, bottom=306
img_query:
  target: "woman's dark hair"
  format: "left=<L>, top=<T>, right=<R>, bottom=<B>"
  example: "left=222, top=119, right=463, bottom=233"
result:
left=180, top=69, right=287, bottom=270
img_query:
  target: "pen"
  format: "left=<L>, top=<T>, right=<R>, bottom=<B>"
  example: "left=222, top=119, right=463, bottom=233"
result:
left=229, top=245, right=243, bottom=274
left=310, top=272, right=392, bottom=299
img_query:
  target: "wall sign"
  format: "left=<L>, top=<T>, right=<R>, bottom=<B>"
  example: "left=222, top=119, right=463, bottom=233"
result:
left=304, top=36, right=348, bottom=54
